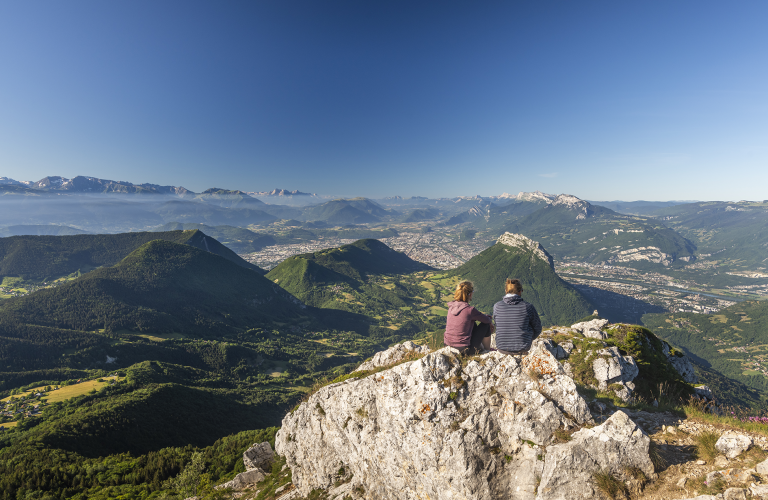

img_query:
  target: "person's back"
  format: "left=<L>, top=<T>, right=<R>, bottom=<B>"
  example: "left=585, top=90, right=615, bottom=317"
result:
left=493, top=279, right=542, bottom=353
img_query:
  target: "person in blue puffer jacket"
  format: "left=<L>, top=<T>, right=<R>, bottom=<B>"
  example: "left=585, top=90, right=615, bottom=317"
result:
left=493, top=278, right=542, bottom=355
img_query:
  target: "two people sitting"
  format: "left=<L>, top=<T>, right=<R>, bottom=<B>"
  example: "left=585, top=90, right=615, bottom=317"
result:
left=444, top=279, right=542, bottom=355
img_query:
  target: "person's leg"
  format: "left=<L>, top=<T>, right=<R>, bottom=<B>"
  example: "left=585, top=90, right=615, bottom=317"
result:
left=470, top=322, right=492, bottom=352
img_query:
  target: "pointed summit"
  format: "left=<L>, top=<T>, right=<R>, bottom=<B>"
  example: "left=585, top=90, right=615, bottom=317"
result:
left=496, top=232, right=554, bottom=268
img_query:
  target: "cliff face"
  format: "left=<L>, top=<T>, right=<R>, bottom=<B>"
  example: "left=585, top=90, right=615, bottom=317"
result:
left=276, top=341, right=655, bottom=500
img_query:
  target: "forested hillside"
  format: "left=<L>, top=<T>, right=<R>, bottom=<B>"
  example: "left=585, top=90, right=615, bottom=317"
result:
left=443, top=239, right=593, bottom=326
left=643, top=300, right=768, bottom=395
left=0, top=229, right=259, bottom=282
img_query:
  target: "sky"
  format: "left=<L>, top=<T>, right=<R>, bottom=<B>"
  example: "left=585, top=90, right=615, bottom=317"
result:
left=0, top=1, right=766, bottom=201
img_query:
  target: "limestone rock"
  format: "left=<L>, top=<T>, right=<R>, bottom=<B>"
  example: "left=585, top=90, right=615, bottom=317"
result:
left=663, top=343, right=698, bottom=384
left=570, top=318, right=609, bottom=339
left=591, top=347, right=639, bottom=396
left=496, top=232, right=554, bottom=267
left=695, top=385, right=714, bottom=400
left=276, top=343, right=594, bottom=499
left=750, top=484, right=768, bottom=499
left=756, top=457, right=768, bottom=475
left=215, top=468, right=266, bottom=491
left=539, top=339, right=567, bottom=360
left=723, top=487, right=747, bottom=500
left=714, top=455, right=730, bottom=468
left=537, top=410, right=654, bottom=500
left=243, top=442, right=274, bottom=472
left=715, top=432, right=753, bottom=459
left=354, top=341, right=430, bottom=372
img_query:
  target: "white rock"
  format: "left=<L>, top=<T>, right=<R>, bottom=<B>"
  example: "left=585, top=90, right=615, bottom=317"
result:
left=276, top=343, right=593, bottom=499
left=756, top=458, right=768, bottom=475
left=570, top=318, right=609, bottom=339
left=496, top=232, right=554, bottom=266
left=751, top=484, right=768, bottom=499
left=538, top=339, right=567, bottom=360
left=243, top=442, right=274, bottom=471
left=354, top=341, right=430, bottom=372
left=591, top=347, right=639, bottom=392
left=536, top=410, right=654, bottom=500
left=723, top=487, right=747, bottom=500
left=716, top=432, right=753, bottom=459
left=215, top=468, right=266, bottom=491
left=693, top=385, right=713, bottom=400
left=663, top=343, right=698, bottom=384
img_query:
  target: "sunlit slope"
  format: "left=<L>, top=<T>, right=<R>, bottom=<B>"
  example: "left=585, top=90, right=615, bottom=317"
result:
left=0, top=240, right=299, bottom=334
left=266, top=239, right=431, bottom=312
left=654, top=201, right=768, bottom=270
left=643, top=300, right=768, bottom=395
left=0, top=229, right=260, bottom=281
left=442, top=236, right=593, bottom=327
left=503, top=197, right=696, bottom=268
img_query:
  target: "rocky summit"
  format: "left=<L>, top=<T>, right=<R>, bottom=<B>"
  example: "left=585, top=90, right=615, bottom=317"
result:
left=275, top=340, right=653, bottom=499
left=213, top=318, right=768, bottom=500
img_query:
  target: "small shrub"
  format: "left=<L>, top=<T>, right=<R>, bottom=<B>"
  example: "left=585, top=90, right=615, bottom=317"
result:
left=355, top=407, right=369, bottom=419
left=315, top=403, right=326, bottom=416
left=448, top=391, right=458, bottom=400
left=592, top=470, right=628, bottom=499
left=449, top=420, right=460, bottom=432
left=694, top=431, right=720, bottom=462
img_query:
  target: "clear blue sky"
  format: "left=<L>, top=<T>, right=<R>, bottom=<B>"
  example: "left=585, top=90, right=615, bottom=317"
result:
left=1, top=1, right=766, bottom=200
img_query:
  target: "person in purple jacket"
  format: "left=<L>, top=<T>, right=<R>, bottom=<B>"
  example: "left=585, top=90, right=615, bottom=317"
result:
left=443, top=280, right=494, bottom=354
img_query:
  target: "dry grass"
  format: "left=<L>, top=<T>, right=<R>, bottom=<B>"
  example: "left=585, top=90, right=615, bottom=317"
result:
left=2, top=376, right=121, bottom=404
left=648, top=440, right=668, bottom=471
left=592, top=470, right=628, bottom=499
left=694, top=431, right=720, bottom=462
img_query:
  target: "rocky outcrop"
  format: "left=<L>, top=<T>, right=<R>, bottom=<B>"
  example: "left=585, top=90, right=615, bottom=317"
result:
left=275, top=340, right=661, bottom=499
left=570, top=318, right=609, bottom=339
left=716, top=432, right=753, bottom=459
left=662, top=345, right=698, bottom=384
left=496, top=232, right=554, bottom=267
left=216, top=441, right=274, bottom=491
left=243, top=442, right=274, bottom=472
left=353, top=340, right=429, bottom=372
left=591, top=347, right=639, bottom=401
left=537, top=411, right=654, bottom=500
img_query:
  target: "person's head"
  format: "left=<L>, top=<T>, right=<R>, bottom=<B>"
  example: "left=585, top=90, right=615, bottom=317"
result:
left=505, top=278, right=523, bottom=295
left=453, top=280, right=474, bottom=302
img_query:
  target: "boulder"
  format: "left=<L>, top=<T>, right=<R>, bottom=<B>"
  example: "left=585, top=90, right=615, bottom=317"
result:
left=243, top=442, right=274, bottom=471
left=591, top=347, right=639, bottom=400
left=536, top=410, right=654, bottom=500
left=694, top=385, right=714, bottom=400
left=756, top=457, right=768, bottom=475
left=662, top=344, right=698, bottom=384
left=276, top=342, right=593, bottom=499
left=715, top=432, right=753, bottom=459
left=570, top=319, right=609, bottom=339
left=215, top=468, right=266, bottom=491
left=724, top=488, right=748, bottom=500
left=354, top=341, right=430, bottom=372
left=539, top=339, right=567, bottom=360
left=751, top=484, right=768, bottom=499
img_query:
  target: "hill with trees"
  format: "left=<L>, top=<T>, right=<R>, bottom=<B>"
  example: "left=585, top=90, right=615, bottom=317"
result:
left=0, top=240, right=298, bottom=336
left=442, top=233, right=593, bottom=326
left=0, top=230, right=260, bottom=282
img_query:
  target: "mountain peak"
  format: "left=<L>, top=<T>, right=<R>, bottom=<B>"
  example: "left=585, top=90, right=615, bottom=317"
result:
left=516, top=191, right=555, bottom=203
left=496, top=232, right=554, bottom=267
left=550, top=194, right=593, bottom=219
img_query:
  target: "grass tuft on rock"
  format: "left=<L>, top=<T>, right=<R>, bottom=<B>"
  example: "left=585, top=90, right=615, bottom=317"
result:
left=592, top=470, right=628, bottom=499
left=694, top=430, right=720, bottom=462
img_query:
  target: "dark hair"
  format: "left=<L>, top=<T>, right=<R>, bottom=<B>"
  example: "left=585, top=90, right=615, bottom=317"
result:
left=505, top=278, right=522, bottom=295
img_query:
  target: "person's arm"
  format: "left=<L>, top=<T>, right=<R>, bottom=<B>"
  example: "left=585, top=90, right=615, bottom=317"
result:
left=529, top=305, right=542, bottom=339
left=469, top=306, right=492, bottom=324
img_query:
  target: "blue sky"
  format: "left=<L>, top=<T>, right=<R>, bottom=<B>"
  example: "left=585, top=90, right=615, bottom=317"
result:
left=1, top=1, right=766, bottom=200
